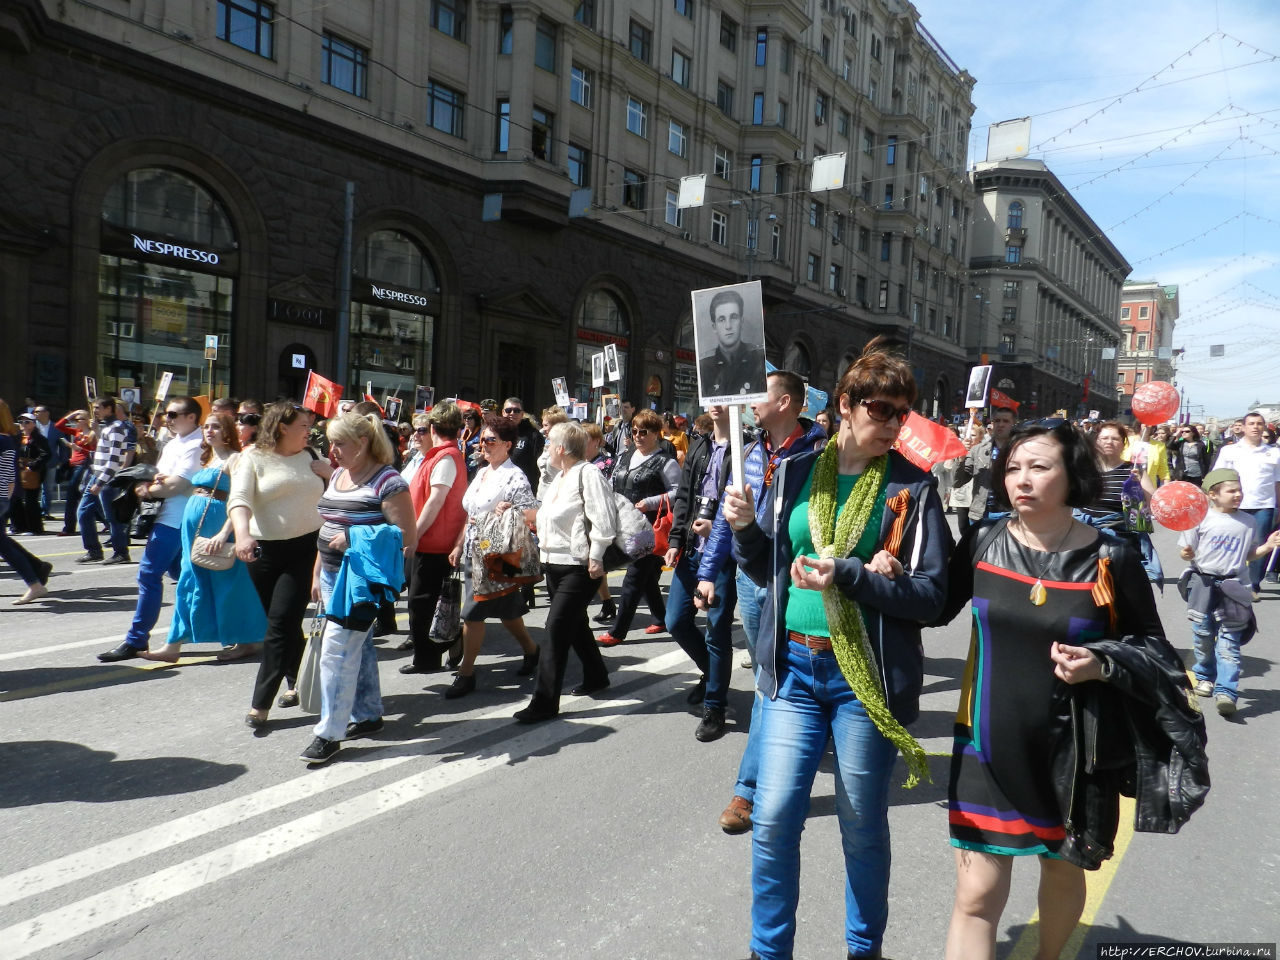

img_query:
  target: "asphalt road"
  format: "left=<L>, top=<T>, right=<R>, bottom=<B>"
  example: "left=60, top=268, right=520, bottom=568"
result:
left=1, top=520, right=1276, bottom=960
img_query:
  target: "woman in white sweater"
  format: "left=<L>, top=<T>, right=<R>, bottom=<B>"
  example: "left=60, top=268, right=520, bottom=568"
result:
left=229, top=402, right=331, bottom=728
left=514, top=422, right=617, bottom=722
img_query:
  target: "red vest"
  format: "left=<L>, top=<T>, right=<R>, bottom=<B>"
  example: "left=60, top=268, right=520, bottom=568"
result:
left=412, top=442, right=467, bottom=555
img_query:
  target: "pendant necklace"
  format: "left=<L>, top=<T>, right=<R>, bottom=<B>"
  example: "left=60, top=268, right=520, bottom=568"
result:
left=1018, top=519, right=1076, bottom=606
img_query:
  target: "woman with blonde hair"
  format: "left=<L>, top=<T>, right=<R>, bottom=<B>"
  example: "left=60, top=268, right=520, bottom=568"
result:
left=230, top=402, right=331, bottom=728
left=300, top=411, right=415, bottom=764
left=0, top=399, right=53, bottom=604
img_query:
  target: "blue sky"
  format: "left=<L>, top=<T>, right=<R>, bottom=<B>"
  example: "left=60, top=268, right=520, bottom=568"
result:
left=911, top=0, right=1280, bottom=418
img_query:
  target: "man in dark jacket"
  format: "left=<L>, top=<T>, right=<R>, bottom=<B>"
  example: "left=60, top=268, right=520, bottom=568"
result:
left=503, top=397, right=544, bottom=492
left=663, top=404, right=737, bottom=742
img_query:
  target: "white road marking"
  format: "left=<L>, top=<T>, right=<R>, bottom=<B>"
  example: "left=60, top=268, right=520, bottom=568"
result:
left=0, top=635, right=127, bottom=662
left=0, top=650, right=687, bottom=958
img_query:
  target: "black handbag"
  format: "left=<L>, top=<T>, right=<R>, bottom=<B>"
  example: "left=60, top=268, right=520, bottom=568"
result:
left=429, top=569, right=462, bottom=645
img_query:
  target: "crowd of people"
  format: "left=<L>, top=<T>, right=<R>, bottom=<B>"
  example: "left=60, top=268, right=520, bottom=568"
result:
left=10, top=350, right=1269, bottom=958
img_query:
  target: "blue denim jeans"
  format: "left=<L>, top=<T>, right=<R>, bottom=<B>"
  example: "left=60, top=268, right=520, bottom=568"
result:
left=123, top=523, right=183, bottom=648
left=315, top=566, right=383, bottom=742
left=1240, top=508, right=1274, bottom=590
left=665, top=549, right=738, bottom=710
left=1191, top=613, right=1244, bottom=701
left=732, top=570, right=771, bottom=801
left=78, top=487, right=129, bottom=558
left=750, top=642, right=899, bottom=960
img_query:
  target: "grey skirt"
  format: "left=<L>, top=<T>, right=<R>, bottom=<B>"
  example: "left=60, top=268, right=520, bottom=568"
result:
left=461, top=565, right=529, bottom=622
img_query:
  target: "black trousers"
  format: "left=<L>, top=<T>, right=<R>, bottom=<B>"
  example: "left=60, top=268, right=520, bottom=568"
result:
left=9, top=487, right=43, bottom=534
left=407, top=551, right=454, bottom=668
left=532, top=563, right=609, bottom=709
left=612, top=553, right=666, bottom=639
left=248, top=532, right=318, bottom=710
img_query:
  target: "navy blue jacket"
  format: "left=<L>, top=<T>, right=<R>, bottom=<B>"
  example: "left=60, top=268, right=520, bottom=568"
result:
left=731, top=448, right=952, bottom=723
left=697, top=417, right=827, bottom=582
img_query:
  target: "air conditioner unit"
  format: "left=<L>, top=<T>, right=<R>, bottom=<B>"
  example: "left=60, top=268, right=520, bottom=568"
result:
left=794, top=149, right=805, bottom=160
left=815, top=116, right=826, bottom=126
left=838, top=287, right=848, bottom=298
left=681, top=231, right=692, bottom=241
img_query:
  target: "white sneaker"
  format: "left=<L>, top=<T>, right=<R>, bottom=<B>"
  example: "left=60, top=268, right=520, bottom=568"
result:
left=1215, top=694, right=1237, bottom=717
left=1193, top=679, right=1213, bottom=698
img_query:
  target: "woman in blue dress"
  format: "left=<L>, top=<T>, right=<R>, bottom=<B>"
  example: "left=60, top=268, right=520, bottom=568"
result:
left=140, top=413, right=267, bottom=662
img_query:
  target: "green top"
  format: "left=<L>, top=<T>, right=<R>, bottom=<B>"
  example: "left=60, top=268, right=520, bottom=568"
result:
left=785, top=467, right=888, bottom=636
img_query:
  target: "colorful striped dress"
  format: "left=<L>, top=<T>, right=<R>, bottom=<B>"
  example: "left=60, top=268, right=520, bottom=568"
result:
left=949, top=527, right=1111, bottom=857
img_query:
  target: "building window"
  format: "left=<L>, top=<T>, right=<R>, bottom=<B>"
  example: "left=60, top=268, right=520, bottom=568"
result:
left=885, top=135, right=897, bottom=165
left=498, top=6, right=513, bottom=53
left=1121, top=306, right=1130, bottom=319
left=216, top=0, right=274, bottom=57
left=574, top=1, right=594, bottom=27
left=861, top=178, right=871, bottom=203
left=776, top=99, right=788, bottom=128
left=717, top=80, right=735, bottom=117
left=911, top=301, right=921, bottom=325
left=746, top=26, right=765, bottom=66
left=944, top=314, right=953, bottom=337
left=746, top=217, right=759, bottom=251
left=855, top=274, right=867, bottom=304
left=878, top=280, right=889, bottom=309
left=771, top=223, right=782, bottom=259
left=674, top=0, right=692, bottom=18
left=809, top=200, right=823, bottom=228
left=1003, top=280, right=1020, bottom=299
left=883, top=184, right=894, bottom=210
left=567, top=143, right=589, bottom=186
left=831, top=211, right=844, bottom=242
left=814, top=92, right=828, bottom=125
left=931, top=269, right=940, bottom=290
left=431, top=0, right=466, bottom=41
left=720, top=14, right=738, bottom=50
left=1000, top=333, right=1015, bottom=355
left=781, top=36, right=793, bottom=72
left=626, top=97, right=648, bottom=137
left=870, top=33, right=881, bottom=60
left=668, top=120, right=687, bottom=157
left=714, top=144, right=731, bottom=179
left=665, top=189, right=682, bottom=227
left=322, top=33, right=368, bottom=97
left=914, top=259, right=925, bottom=283
left=749, top=155, right=763, bottom=192
left=1005, top=245, right=1022, bottom=264
left=1002, top=306, right=1017, bottom=323
left=630, top=19, right=652, bottom=63
left=880, top=233, right=891, bottom=261
left=820, top=35, right=831, bottom=64
left=928, top=308, right=937, bottom=331
left=571, top=64, right=592, bottom=107
left=1138, top=305, right=1150, bottom=318
left=535, top=19, right=557, bottom=71
left=350, top=229, right=439, bottom=395
left=837, top=110, right=850, bottom=137
left=672, top=49, right=691, bottom=87
left=1007, top=201, right=1024, bottom=229
left=711, top=210, right=727, bottom=245
left=494, top=99, right=509, bottom=153
left=622, top=168, right=645, bottom=209
left=858, top=227, right=870, bottom=252
left=807, top=253, right=820, bottom=282
left=1135, top=371, right=1145, bottom=384
left=575, top=290, right=629, bottom=398
left=531, top=107, right=554, bottom=161
left=868, top=78, right=878, bottom=106
left=752, top=92, right=765, bottom=125
left=774, top=165, right=787, bottom=194
left=1137, top=333, right=1148, bottom=350
left=427, top=80, right=465, bottom=137
left=844, top=10, right=857, bottom=37
left=828, top=263, right=843, bottom=293
left=842, top=57, right=852, bottom=81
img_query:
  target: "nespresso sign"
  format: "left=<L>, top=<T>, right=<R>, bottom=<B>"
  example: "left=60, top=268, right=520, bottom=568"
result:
left=354, top=277, right=433, bottom=312
left=101, top=224, right=237, bottom=273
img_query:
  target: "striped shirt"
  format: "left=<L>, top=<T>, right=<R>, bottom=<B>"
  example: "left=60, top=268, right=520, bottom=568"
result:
left=317, top=465, right=408, bottom=571
left=91, top=418, right=131, bottom=487
left=0, top=433, right=18, bottom=499
left=1083, top=462, right=1133, bottom=528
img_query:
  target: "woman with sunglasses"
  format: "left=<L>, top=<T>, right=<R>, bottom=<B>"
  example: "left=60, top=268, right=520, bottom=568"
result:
left=936, top=420, right=1202, bottom=960
left=443, top=413, right=540, bottom=698
left=597, top=409, right=681, bottom=646
left=139, top=413, right=267, bottom=662
left=1086, top=422, right=1155, bottom=532
left=235, top=405, right=262, bottom=450
left=721, top=339, right=949, bottom=960
left=229, top=402, right=331, bottom=727
left=0, top=399, right=54, bottom=604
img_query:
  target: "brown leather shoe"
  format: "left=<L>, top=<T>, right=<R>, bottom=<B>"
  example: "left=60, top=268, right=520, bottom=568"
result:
left=719, top=795, right=753, bottom=834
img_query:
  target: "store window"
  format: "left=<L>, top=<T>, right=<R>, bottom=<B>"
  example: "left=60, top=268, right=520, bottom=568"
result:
left=574, top=289, right=629, bottom=400
left=673, top=314, right=698, bottom=414
left=350, top=229, right=439, bottom=398
left=98, top=167, right=237, bottom=400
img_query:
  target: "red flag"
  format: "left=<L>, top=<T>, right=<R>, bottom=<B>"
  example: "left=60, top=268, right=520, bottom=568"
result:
left=988, top=387, right=1020, bottom=411
left=894, top=412, right=969, bottom=472
left=303, top=371, right=343, bottom=418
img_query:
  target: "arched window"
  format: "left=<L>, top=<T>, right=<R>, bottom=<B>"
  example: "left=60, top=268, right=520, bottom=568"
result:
left=1007, top=200, right=1024, bottom=229
left=575, top=289, right=630, bottom=399
left=783, top=340, right=811, bottom=379
left=350, top=229, right=440, bottom=397
left=97, top=167, right=237, bottom=401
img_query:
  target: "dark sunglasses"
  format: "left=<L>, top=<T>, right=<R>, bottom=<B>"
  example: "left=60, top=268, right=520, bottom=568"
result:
left=632, top=428, right=649, bottom=436
left=237, top=413, right=261, bottom=426
left=163, top=410, right=188, bottom=419
left=503, top=407, right=522, bottom=415
left=480, top=436, right=502, bottom=445
left=854, top=398, right=912, bottom=425
left=414, top=427, right=431, bottom=434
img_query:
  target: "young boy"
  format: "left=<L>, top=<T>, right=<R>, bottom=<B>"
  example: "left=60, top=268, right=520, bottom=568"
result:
left=1178, top=468, right=1280, bottom=716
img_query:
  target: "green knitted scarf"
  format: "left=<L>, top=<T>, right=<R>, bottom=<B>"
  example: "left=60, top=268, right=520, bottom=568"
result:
left=807, top=439, right=930, bottom=787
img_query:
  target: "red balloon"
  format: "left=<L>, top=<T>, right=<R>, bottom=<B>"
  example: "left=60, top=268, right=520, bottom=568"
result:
left=1150, top=481, right=1208, bottom=532
left=1131, top=380, right=1180, bottom=426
